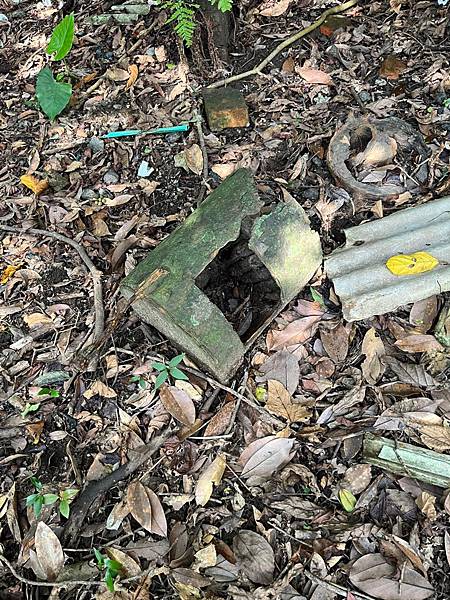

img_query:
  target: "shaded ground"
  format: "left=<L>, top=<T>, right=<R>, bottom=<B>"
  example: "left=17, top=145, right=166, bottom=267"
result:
left=1, top=0, right=450, bottom=599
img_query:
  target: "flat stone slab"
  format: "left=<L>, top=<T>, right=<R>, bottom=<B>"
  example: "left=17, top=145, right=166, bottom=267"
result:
left=121, top=169, right=321, bottom=382
left=325, top=195, right=450, bottom=321
left=202, top=88, right=249, bottom=131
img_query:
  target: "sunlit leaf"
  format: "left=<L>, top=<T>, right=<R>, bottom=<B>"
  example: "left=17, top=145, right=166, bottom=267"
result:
left=20, top=174, right=48, bottom=195
left=125, top=64, right=139, bottom=90
left=386, top=251, right=439, bottom=276
left=338, top=488, right=356, bottom=512
left=195, top=454, right=226, bottom=506
left=34, top=521, right=64, bottom=581
left=46, top=13, right=74, bottom=60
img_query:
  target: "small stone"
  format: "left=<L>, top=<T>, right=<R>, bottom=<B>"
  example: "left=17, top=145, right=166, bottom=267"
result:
left=202, top=88, right=249, bottom=131
left=89, top=136, right=105, bottom=154
left=103, top=169, right=119, bottom=184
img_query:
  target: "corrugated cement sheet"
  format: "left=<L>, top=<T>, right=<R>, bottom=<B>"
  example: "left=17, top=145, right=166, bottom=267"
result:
left=325, top=196, right=450, bottom=321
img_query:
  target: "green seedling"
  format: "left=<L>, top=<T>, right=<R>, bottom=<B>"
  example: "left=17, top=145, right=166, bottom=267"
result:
left=94, top=549, right=123, bottom=592
left=152, top=353, right=189, bottom=390
left=310, top=286, right=326, bottom=309
left=444, top=98, right=450, bottom=109
left=36, top=14, right=75, bottom=120
left=25, top=478, right=78, bottom=518
left=38, top=387, right=60, bottom=398
left=129, top=375, right=147, bottom=390
left=20, top=403, right=40, bottom=419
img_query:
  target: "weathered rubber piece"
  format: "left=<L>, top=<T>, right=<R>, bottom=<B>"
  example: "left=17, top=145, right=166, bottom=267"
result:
left=327, top=115, right=429, bottom=202
left=121, top=169, right=322, bottom=382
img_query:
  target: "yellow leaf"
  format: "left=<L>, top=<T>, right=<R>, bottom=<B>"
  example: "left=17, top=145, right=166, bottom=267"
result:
left=126, top=64, right=139, bottom=90
left=20, top=174, right=48, bottom=196
left=386, top=251, right=439, bottom=276
left=339, top=488, right=356, bottom=513
left=195, top=454, right=226, bottom=506
left=1, top=264, right=21, bottom=284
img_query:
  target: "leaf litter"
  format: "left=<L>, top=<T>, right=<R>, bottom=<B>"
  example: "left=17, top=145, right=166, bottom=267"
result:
left=1, top=0, right=450, bottom=599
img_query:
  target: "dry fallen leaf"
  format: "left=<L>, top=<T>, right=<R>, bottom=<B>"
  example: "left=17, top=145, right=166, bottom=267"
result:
left=379, top=55, right=408, bottom=80
left=83, top=380, right=117, bottom=399
left=20, top=174, right=48, bottom=195
left=266, top=316, right=321, bottom=351
left=195, top=454, right=226, bottom=506
left=395, top=334, right=443, bottom=353
left=233, top=530, right=274, bottom=584
left=106, top=547, right=140, bottom=576
left=240, top=436, right=295, bottom=479
left=127, top=481, right=153, bottom=533
left=1, top=264, right=21, bottom=284
left=361, top=328, right=385, bottom=384
left=415, top=491, right=437, bottom=521
left=419, top=423, right=450, bottom=451
left=126, top=64, right=139, bottom=90
left=34, top=521, right=64, bottom=581
left=386, top=252, right=439, bottom=276
left=320, top=323, right=349, bottom=362
left=257, top=350, right=299, bottom=394
left=204, top=401, right=235, bottom=436
left=341, top=464, right=372, bottom=495
left=350, top=553, right=434, bottom=599
left=266, top=380, right=310, bottom=423
left=296, top=66, right=333, bottom=85
left=409, top=296, right=438, bottom=333
left=160, top=385, right=196, bottom=426
left=259, top=0, right=292, bottom=17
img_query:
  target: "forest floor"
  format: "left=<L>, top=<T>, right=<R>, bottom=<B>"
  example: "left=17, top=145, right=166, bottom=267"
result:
left=1, top=0, right=450, bottom=599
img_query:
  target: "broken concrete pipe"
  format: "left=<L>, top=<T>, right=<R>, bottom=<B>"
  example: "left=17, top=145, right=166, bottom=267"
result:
left=121, top=168, right=322, bottom=382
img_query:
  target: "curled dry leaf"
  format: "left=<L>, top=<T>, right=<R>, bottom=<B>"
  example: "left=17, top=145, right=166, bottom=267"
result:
left=415, top=492, right=437, bottom=521
left=266, top=316, right=321, bottom=351
left=20, top=174, right=48, bottom=195
left=34, top=521, right=65, bottom=581
left=266, top=380, right=310, bottom=423
left=127, top=481, right=167, bottom=537
left=233, top=530, right=274, bottom=585
left=195, top=454, right=226, bottom=506
left=160, top=385, right=196, bottom=426
left=395, top=334, right=443, bottom=353
left=349, top=553, right=434, bottom=599
left=240, top=436, right=295, bottom=479
left=204, top=401, right=235, bottom=436
left=361, top=328, right=385, bottom=384
left=419, top=423, right=450, bottom=451
left=83, top=380, right=117, bottom=399
left=126, top=64, right=139, bottom=90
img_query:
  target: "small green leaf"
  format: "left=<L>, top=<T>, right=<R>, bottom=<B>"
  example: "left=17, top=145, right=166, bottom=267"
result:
left=34, top=495, right=44, bottom=518
left=59, top=499, right=70, bottom=518
left=170, top=366, right=189, bottom=381
left=38, top=387, right=51, bottom=395
left=154, top=370, right=169, bottom=390
left=21, top=403, right=40, bottom=418
left=94, top=548, right=105, bottom=568
left=168, top=353, right=185, bottom=368
left=139, top=378, right=147, bottom=389
left=46, top=13, right=75, bottom=61
left=105, top=569, right=116, bottom=592
left=36, top=67, right=72, bottom=120
left=105, top=559, right=122, bottom=572
left=255, top=386, right=266, bottom=402
left=152, top=362, right=167, bottom=372
left=43, top=493, right=58, bottom=505
left=310, top=286, right=326, bottom=309
left=60, top=488, right=78, bottom=501
left=338, top=488, right=356, bottom=513
left=26, top=493, right=39, bottom=506
left=31, top=477, right=43, bottom=492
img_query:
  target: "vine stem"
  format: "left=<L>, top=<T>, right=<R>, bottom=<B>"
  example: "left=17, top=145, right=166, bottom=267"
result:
left=207, top=0, right=359, bottom=89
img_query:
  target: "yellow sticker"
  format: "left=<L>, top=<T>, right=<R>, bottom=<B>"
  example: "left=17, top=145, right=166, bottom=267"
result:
left=386, top=251, right=439, bottom=276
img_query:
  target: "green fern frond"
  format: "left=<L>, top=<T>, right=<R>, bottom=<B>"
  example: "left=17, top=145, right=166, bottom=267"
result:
left=162, top=0, right=198, bottom=46
left=210, top=0, right=233, bottom=12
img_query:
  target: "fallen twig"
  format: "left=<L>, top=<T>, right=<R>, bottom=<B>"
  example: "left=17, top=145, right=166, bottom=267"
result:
left=62, top=429, right=171, bottom=544
left=0, top=225, right=104, bottom=344
left=207, top=0, right=359, bottom=89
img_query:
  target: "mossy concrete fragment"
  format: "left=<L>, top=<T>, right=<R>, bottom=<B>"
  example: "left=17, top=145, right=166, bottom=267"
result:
left=121, top=169, right=322, bottom=382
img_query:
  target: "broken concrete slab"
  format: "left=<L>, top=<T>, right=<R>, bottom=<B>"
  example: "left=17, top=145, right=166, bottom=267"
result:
left=202, top=88, right=249, bottom=131
left=325, top=195, right=450, bottom=321
left=121, top=169, right=321, bottom=382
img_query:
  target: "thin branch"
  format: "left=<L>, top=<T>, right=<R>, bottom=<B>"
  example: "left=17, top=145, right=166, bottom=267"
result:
left=0, top=225, right=104, bottom=343
left=207, top=0, right=359, bottom=89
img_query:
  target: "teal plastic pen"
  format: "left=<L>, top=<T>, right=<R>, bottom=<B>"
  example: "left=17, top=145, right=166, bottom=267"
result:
left=101, top=124, right=189, bottom=139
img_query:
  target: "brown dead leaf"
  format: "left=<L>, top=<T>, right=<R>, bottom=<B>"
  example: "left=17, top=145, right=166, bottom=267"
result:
left=419, top=424, right=450, bottom=451
left=259, top=0, right=292, bottom=17
left=445, top=531, right=450, bottom=567
left=257, top=350, right=299, bottom=394
left=106, top=66, right=130, bottom=81
left=83, top=380, right=117, bottom=399
left=195, top=454, right=226, bottom=506
left=266, top=316, right=321, bottom=351
left=127, top=481, right=153, bottom=532
left=395, top=334, right=443, bottom=353
left=160, top=385, right=196, bottom=426
left=361, top=328, right=385, bottom=384
left=282, top=56, right=295, bottom=73
left=341, top=464, right=372, bottom=495
left=415, top=492, right=437, bottom=521
left=233, top=530, right=274, bottom=584
left=240, top=436, right=295, bottom=479
left=353, top=132, right=397, bottom=169
left=320, top=323, right=349, bottom=362
left=106, top=548, right=140, bottom=576
left=35, top=521, right=64, bottom=581
left=296, top=67, right=333, bottom=85
left=409, top=296, right=438, bottom=333
left=146, top=488, right=168, bottom=537
left=266, top=380, right=310, bottom=423
left=24, top=312, right=54, bottom=329
left=204, top=401, right=235, bottom=436
left=185, top=144, right=204, bottom=175
left=20, top=174, right=48, bottom=195
left=126, top=64, right=139, bottom=90
left=350, top=553, right=433, bottom=599
left=379, top=55, right=408, bottom=80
